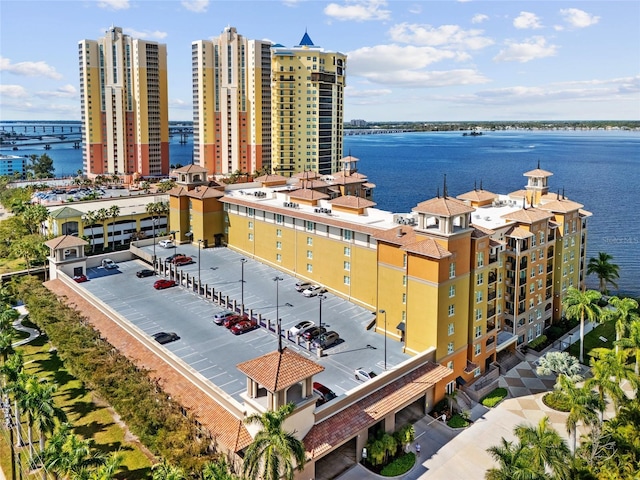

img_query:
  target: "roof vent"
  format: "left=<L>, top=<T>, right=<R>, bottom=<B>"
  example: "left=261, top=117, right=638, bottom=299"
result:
left=397, top=227, right=404, bottom=238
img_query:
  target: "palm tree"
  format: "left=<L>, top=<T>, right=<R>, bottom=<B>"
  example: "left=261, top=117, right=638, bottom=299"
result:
left=616, top=319, right=640, bottom=375
left=608, top=296, right=639, bottom=354
left=151, top=459, right=186, bottom=480
left=82, top=211, right=98, bottom=253
left=556, top=374, right=600, bottom=453
left=242, top=402, right=306, bottom=480
left=514, top=416, right=570, bottom=479
left=587, top=252, right=620, bottom=294
left=95, top=208, right=109, bottom=251
left=563, top=287, right=602, bottom=363
left=87, top=452, right=123, bottom=480
left=586, top=348, right=629, bottom=422
left=108, top=205, right=120, bottom=250
left=0, top=330, right=14, bottom=365
left=201, top=459, right=240, bottom=480
left=485, top=438, right=539, bottom=480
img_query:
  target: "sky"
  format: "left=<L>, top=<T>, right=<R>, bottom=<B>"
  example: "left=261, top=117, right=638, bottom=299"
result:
left=1, top=0, right=639, bottom=122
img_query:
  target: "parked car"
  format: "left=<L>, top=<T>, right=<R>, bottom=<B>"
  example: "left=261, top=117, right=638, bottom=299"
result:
left=152, top=331, right=179, bottom=345
left=158, top=239, right=174, bottom=248
left=313, top=382, right=337, bottom=405
left=172, top=256, right=193, bottom=266
left=312, top=331, right=339, bottom=349
left=230, top=319, right=259, bottom=335
left=302, top=285, right=327, bottom=297
left=290, top=320, right=314, bottom=336
left=153, top=279, right=176, bottom=290
left=295, top=281, right=312, bottom=292
left=73, top=274, right=88, bottom=283
left=136, top=269, right=154, bottom=278
left=224, top=314, right=249, bottom=329
left=213, top=310, right=236, bottom=325
left=301, top=326, right=326, bottom=341
left=166, top=252, right=185, bottom=263
left=101, top=258, right=117, bottom=269
left=354, top=368, right=377, bottom=381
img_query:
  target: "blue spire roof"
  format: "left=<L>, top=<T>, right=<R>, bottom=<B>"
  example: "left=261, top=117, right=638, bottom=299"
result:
left=298, top=31, right=314, bottom=46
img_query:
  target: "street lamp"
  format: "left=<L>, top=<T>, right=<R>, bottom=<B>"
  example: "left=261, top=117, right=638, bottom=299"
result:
left=379, top=309, right=387, bottom=371
left=274, top=276, right=283, bottom=352
left=197, top=239, right=203, bottom=286
left=319, top=294, right=326, bottom=330
left=240, top=258, right=247, bottom=313
left=169, top=230, right=178, bottom=271
left=152, top=216, right=158, bottom=272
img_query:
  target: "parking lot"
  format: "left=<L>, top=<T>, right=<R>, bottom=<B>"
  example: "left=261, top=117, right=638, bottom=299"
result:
left=81, top=244, right=411, bottom=402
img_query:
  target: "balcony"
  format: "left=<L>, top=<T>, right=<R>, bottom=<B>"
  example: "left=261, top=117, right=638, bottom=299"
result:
left=487, top=321, right=496, bottom=332
left=488, top=272, right=497, bottom=284
left=488, top=291, right=496, bottom=301
left=487, top=308, right=496, bottom=319
left=486, top=336, right=496, bottom=350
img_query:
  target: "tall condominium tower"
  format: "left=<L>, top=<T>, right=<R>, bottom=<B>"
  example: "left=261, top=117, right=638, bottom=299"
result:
left=79, top=26, right=169, bottom=178
left=271, top=32, right=346, bottom=176
left=192, top=27, right=272, bottom=177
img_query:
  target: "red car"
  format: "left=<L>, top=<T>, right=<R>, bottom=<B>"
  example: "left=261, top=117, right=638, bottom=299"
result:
left=223, top=314, right=249, bottom=329
left=173, top=256, right=193, bottom=266
left=169, top=254, right=188, bottom=264
left=230, top=319, right=258, bottom=335
left=154, top=279, right=176, bottom=290
left=73, top=274, right=88, bottom=283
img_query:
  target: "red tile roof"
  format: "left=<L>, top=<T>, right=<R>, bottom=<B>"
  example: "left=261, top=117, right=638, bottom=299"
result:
left=329, top=195, right=376, bottom=208
left=186, top=186, right=225, bottom=199
left=456, top=189, right=497, bottom=202
left=237, top=348, right=325, bottom=392
left=412, top=197, right=474, bottom=216
left=501, top=208, right=553, bottom=224
left=304, top=362, right=451, bottom=458
left=44, top=235, right=88, bottom=249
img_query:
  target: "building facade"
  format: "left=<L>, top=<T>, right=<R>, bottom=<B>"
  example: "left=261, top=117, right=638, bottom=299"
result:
left=271, top=32, right=346, bottom=176
left=192, top=27, right=272, bottom=177
left=79, top=26, right=170, bottom=178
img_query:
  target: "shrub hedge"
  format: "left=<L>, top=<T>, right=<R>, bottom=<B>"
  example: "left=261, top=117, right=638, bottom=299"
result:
left=481, top=387, right=508, bottom=408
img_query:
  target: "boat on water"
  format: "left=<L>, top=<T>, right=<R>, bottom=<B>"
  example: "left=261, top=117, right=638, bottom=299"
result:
left=462, top=131, right=483, bottom=136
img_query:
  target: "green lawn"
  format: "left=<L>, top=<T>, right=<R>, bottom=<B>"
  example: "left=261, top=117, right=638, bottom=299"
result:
left=567, top=319, right=616, bottom=363
left=0, top=335, right=153, bottom=479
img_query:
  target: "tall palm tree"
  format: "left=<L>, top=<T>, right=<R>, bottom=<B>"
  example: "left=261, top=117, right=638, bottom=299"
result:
left=201, top=459, right=240, bottom=480
left=151, top=459, right=186, bottom=480
left=108, top=205, right=120, bottom=251
left=586, top=348, right=629, bottom=422
left=616, top=319, right=640, bottom=376
left=242, top=402, right=306, bottom=480
left=82, top=211, right=98, bottom=253
left=485, top=438, right=540, bottom=480
left=557, top=374, right=600, bottom=453
left=95, top=208, right=109, bottom=251
left=587, top=252, right=620, bottom=294
left=514, top=416, right=570, bottom=479
left=43, top=426, right=106, bottom=480
left=87, top=452, right=123, bottom=480
left=563, top=287, right=602, bottom=363
left=608, top=296, right=639, bottom=354
left=0, top=330, right=14, bottom=365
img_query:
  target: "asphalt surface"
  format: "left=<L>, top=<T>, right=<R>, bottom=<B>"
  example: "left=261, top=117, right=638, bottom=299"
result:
left=80, top=244, right=411, bottom=402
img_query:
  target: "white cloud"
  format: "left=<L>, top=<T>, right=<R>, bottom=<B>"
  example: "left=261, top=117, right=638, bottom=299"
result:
left=182, top=0, right=209, bottom=13
left=513, top=11, right=543, bottom=30
left=97, top=0, right=129, bottom=10
left=0, top=56, right=63, bottom=80
left=36, top=84, right=77, bottom=99
left=559, top=8, right=600, bottom=28
left=493, top=36, right=557, bottom=63
left=324, top=0, right=391, bottom=22
left=0, top=84, right=28, bottom=98
left=388, top=23, right=494, bottom=50
left=345, top=86, right=393, bottom=98
left=471, top=14, right=488, bottom=24
left=124, top=28, right=168, bottom=40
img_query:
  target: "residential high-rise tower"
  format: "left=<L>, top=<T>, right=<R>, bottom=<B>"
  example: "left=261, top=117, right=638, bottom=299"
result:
left=79, top=26, right=169, bottom=178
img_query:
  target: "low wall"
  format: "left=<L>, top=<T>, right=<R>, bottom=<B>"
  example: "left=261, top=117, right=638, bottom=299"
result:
left=86, top=251, right=135, bottom=269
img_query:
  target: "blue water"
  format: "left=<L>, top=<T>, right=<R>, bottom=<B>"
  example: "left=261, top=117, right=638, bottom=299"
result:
left=2, top=125, right=639, bottom=296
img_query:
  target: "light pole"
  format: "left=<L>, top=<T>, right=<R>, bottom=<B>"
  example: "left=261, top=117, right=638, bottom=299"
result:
left=274, top=276, right=283, bottom=352
left=319, top=294, right=326, bottom=330
left=240, top=258, right=247, bottom=313
left=379, top=309, right=387, bottom=371
left=169, top=230, right=178, bottom=274
left=197, top=239, right=203, bottom=286
left=152, top=216, right=158, bottom=272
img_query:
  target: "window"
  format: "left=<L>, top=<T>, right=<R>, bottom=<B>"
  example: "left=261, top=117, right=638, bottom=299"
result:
left=475, top=308, right=482, bottom=321
left=306, top=221, right=315, bottom=232
left=447, top=342, right=454, bottom=354
left=276, top=253, right=282, bottom=262
left=475, top=325, right=482, bottom=338
left=248, top=233, right=253, bottom=241
left=307, top=237, right=313, bottom=246
left=538, top=264, right=544, bottom=274
left=536, top=323, right=542, bottom=336
left=530, top=283, right=535, bottom=294
left=403, top=254, right=407, bottom=267
left=447, top=322, right=455, bottom=335
left=474, top=367, right=481, bottom=378
left=528, top=328, right=534, bottom=342
left=276, top=241, right=282, bottom=250
left=342, top=229, right=353, bottom=241
left=448, top=305, right=455, bottom=317
left=402, top=293, right=406, bottom=304
left=248, top=221, right=253, bottom=230
left=477, top=273, right=484, bottom=286
left=477, top=252, right=484, bottom=267
left=344, top=246, right=351, bottom=257
left=531, top=267, right=535, bottom=278
left=344, top=261, right=350, bottom=271
left=447, top=361, right=454, bottom=370
left=539, top=231, right=545, bottom=244
left=531, top=251, right=536, bottom=262
left=446, top=380, right=455, bottom=394
left=276, top=228, right=282, bottom=237
left=449, top=262, right=456, bottom=278
left=276, top=214, right=284, bottom=224
left=402, top=275, right=407, bottom=287
left=449, top=285, right=456, bottom=298
left=247, top=208, right=255, bottom=217
left=474, top=343, right=481, bottom=356
left=476, top=291, right=483, bottom=303
left=344, top=276, right=350, bottom=285
left=307, top=250, right=313, bottom=259
left=307, top=264, right=313, bottom=273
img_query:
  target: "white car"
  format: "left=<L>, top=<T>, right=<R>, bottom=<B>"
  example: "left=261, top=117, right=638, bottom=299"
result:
left=101, top=258, right=117, bottom=270
left=355, top=368, right=377, bottom=381
left=289, top=320, right=314, bottom=336
left=302, top=285, right=327, bottom=297
left=158, top=239, right=174, bottom=249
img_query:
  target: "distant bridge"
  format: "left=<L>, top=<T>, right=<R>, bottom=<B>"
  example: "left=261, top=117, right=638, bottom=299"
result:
left=344, top=129, right=411, bottom=135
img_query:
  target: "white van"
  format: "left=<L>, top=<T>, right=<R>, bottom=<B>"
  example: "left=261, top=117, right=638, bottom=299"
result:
left=101, top=259, right=117, bottom=269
